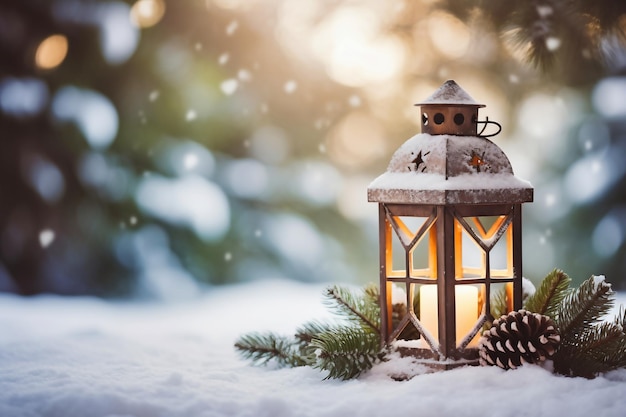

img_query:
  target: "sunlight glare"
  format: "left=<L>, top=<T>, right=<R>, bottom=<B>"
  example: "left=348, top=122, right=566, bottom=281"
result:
left=326, top=111, right=387, bottom=169
left=427, top=11, right=470, bottom=59
left=311, top=6, right=406, bottom=87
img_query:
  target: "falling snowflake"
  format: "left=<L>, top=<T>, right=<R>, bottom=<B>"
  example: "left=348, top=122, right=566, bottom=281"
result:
left=254, top=229, right=262, bottom=238
left=194, top=42, right=203, bottom=51
left=509, top=74, right=519, bottom=84
left=238, top=69, right=252, bottom=82
left=149, top=90, right=160, bottom=102
left=226, top=20, right=239, bottom=36
left=186, top=109, right=197, bottom=121
left=284, top=80, right=297, bottom=94
left=318, top=143, right=327, bottom=153
left=224, top=252, right=233, bottom=261
left=536, top=5, right=553, bottom=18
left=545, top=37, right=561, bottom=52
left=260, top=103, right=269, bottom=114
left=218, top=53, right=229, bottom=65
left=220, top=79, right=239, bottom=95
left=138, top=110, right=147, bottom=124
left=348, top=95, right=362, bottom=107
left=129, top=216, right=138, bottom=225
left=39, top=229, right=55, bottom=248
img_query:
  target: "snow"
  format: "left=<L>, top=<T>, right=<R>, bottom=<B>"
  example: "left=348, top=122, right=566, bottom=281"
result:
left=1, top=281, right=626, bottom=417
left=592, top=275, right=611, bottom=292
left=415, top=80, right=483, bottom=106
left=369, top=172, right=531, bottom=191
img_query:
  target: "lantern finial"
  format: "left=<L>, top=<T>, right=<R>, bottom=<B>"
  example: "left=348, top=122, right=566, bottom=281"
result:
left=415, top=80, right=501, bottom=138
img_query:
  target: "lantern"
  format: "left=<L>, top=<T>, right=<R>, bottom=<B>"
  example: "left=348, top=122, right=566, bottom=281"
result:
left=367, top=80, right=533, bottom=367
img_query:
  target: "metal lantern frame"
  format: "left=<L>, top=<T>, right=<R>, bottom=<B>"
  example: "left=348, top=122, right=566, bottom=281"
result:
left=368, top=80, right=533, bottom=367
left=376, top=200, right=527, bottom=364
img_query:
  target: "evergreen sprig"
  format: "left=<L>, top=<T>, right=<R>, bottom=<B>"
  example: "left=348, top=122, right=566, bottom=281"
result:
left=234, top=332, right=312, bottom=367
left=234, top=285, right=383, bottom=380
left=522, top=271, right=626, bottom=378
left=310, top=326, right=381, bottom=380
left=322, top=285, right=380, bottom=333
left=551, top=275, right=622, bottom=377
left=556, top=275, right=614, bottom=341
left=524, top=269, right=571, bottom=318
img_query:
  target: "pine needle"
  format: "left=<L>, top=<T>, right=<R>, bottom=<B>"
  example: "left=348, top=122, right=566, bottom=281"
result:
left=323, top=285, right=380, bottom=333
left=524, top=269, right=571, bottom=318
left=310, top=326, right=381, bottom=380
left=552, top=275, right=618, bottom=377
left=234, top=332, right=311, bottom=367
left=234, top=284, right=384, bottom=380
left=556, top=275, right=614, bottom=341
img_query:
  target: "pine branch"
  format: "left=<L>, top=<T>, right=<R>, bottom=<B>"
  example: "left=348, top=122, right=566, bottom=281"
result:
left=234, top=332, right=311, bottom=367
left=363, top=283, right=380, bottom=309
left=524, top=269, right=571, bottom=318
left=556, top=275, right=614, bottom=342
left=555, top=321, right=626, bottom=378
left=294, top=321, right=334, bottom=363
left=295, top=321, right=334, bottom=346
left=310, top=326, right=381, bottom=380
left=551, top=275, right=619, bottom=377
left=323, top=285, right=380, bottom=333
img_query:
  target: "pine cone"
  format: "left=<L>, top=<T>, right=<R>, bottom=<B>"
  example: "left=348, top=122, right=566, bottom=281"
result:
left=478, top=310, right=560, bottom=370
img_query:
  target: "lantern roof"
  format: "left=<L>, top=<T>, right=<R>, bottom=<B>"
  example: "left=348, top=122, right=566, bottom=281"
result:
left=415, top=80, right=485, bottom=108
left=367, top=133, right=533, bottom=205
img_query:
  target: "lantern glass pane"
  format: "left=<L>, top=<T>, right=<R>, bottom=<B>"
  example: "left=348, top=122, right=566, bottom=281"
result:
left=455, top=215, right=513, bottom=280
left=490, top=227, right=513, bottom=278
left=416, top=284, right=439, bottom=342
left=458, top=229, right=484, bottom=278
left=419, top=284, right=481, bottom=346
left=457, top=283, right=484, bottom=348
left=486, top=282, right=515, bottom=320
left=389, top=230, right=407, bottom=277
left=387, top=215, right=436, bottom=279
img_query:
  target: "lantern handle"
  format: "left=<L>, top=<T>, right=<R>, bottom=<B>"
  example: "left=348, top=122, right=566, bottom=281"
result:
left=476, top=117, right=501, bottom=138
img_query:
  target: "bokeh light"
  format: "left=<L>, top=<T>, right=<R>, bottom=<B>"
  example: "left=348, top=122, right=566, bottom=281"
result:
left=35, top=34, right=68, bottom=70
left=311, top=6, right=406, bottom=87
left=427, top=11, right=470, bottom=59
left=3, top=0, right=626, bottom=297
left=130, top=0, right=166, bottom=28
left=326, top=111, right=388, bottom=169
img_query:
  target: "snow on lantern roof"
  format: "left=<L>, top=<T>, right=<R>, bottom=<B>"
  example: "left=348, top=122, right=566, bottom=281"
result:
left=367, top=133, right=533, bottom=205
left=415, top=80, right=485, bottom=108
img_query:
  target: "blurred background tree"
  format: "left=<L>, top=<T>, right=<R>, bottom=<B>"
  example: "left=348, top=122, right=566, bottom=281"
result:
left=1, top=0, right=625, bottom=298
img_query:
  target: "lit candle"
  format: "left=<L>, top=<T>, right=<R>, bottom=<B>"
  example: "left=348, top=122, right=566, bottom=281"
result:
left=419, top=285, right=479, bottom=347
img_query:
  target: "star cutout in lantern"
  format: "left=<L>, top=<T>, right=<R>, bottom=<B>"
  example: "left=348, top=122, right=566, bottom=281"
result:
left=411, top=150, right=430, bottom=172
left=469, top=150, right=486, bottom=173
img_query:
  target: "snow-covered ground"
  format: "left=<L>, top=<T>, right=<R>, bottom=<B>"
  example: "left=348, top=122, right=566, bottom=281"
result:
left=1, top=280, right=626, bottom=417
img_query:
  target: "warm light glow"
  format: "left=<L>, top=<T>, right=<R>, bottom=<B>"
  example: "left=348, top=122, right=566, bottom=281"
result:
left=420, top=285, right=480, bottom=346
left=310, top=6, right=406, bottom=87
left=427, top=11, right=470, bottom=59
left=212, top=0, right=260, bottom=10
left=130, top=0, right=166, bottom=28
left=325, top=111, right=387, bottom=169
left=35, top=35, right=68, bottom=70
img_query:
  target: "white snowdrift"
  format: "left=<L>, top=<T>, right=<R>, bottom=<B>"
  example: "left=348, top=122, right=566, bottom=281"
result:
left=1, top=280, right=625, bottom=417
